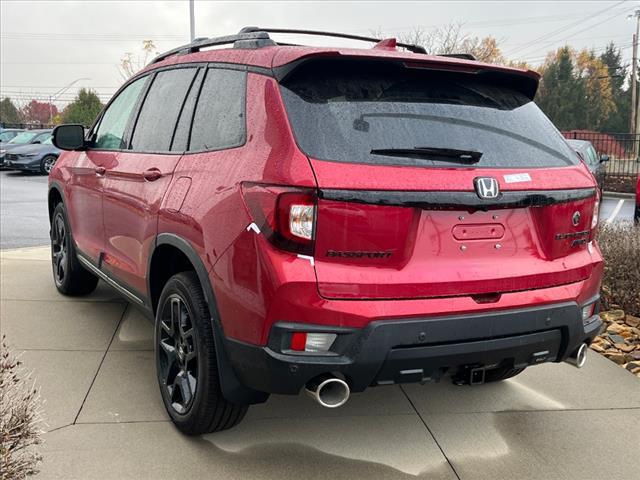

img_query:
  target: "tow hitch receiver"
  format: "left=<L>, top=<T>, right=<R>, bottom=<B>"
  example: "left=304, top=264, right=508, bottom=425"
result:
left=453, top=365, right=486, bottom=385
left=469, top=367, right=486, bottom=385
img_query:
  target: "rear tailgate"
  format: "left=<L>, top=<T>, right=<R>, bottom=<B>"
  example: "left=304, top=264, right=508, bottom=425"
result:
left=278, top=56, right=599, bottom=301
left=311, top=161, right=597, bottom=300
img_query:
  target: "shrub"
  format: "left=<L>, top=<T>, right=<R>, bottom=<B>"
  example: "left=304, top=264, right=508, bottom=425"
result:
left=0, top=336, right=42, bottom=479
left=598, top=223, right=640, bottom=316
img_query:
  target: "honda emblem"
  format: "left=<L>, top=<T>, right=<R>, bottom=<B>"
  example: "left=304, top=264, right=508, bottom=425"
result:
left=474, top=177, right=500, bottom=199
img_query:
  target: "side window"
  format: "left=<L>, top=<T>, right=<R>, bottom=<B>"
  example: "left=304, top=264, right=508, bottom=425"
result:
left=587, top=146, right=598, bottom=165
left=95, top=76, right=147, bottom=150
left=131, top=68, right=197, bottom=152
left=189, top=68, right=246, bottom=152
left=171, top=68, right=204, bottom=152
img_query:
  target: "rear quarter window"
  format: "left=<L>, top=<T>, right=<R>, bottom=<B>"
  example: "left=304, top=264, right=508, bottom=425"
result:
left=279, top=59, right=577, bottom=169
left=188, top=68, right=246, bottom=152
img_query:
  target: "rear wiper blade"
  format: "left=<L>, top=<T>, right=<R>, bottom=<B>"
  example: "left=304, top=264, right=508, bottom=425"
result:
left=370, top=147, right=482, bottom=163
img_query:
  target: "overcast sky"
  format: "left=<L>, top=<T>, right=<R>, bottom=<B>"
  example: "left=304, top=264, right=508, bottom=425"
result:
left=0, top=0, right=637, bottom=107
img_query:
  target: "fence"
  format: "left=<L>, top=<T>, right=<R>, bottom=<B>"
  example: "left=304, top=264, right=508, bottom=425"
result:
left=1, top=122, right=55, bottom=130
left=562, top=130, right=640, bottom=193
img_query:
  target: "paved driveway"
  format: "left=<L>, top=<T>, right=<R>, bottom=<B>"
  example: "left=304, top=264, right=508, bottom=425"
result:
left=1, top=246, right=639, bottom=480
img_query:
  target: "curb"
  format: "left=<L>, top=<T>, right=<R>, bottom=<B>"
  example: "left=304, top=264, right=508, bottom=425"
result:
left=603, top=191, right=636, bottom=199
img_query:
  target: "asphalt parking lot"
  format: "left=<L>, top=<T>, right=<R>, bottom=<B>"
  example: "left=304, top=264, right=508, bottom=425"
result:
left=1, top=170, right=639, bottom=479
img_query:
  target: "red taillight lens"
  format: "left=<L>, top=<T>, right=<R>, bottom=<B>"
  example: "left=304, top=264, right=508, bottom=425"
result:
left=241, top=183, right=316, bottom=255
left=290, top=332, right=307, bottom=351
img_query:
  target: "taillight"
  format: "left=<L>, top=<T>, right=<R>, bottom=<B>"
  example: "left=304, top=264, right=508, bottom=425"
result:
left=241, top=183, right=317, bottom=256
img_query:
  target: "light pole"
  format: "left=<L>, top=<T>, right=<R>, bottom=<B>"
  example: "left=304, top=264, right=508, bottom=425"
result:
left=628, top=9, right=640, bottom=135
left=189, top=0, right=195, bottom=42
left=48, top=77, right=91, bottom=125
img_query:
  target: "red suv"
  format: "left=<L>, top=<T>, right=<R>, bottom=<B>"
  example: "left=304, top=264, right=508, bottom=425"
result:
left=49, top=28, right=604, bottom=435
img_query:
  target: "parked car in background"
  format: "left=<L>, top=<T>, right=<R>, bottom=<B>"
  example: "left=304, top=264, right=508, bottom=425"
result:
left=49, top=28, right=604, bottom=435
left=0, top=128, right=23, bottom=143
left=0, top=129, right=52, bottom=168
left=566, top=139, right=608, bottom=191
left=5, top=133, right=59, bottom=174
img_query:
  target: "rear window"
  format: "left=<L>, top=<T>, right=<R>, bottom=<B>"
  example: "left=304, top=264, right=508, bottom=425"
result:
left=280, top=59, right=577, bottom=168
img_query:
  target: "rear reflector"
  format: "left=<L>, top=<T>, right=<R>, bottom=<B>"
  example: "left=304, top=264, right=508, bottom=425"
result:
left=290, top=332, right=307, bottom=351
left=289, top=332, right=337, bottom=353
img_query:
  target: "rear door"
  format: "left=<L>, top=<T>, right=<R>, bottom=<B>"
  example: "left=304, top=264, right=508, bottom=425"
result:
left=102, top=66, right=202, bottom=294
left=279, top=58, right=599, bottom=300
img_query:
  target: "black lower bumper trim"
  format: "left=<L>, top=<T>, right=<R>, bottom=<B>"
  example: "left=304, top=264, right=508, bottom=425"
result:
left=224, top=300, right=603, bottom=397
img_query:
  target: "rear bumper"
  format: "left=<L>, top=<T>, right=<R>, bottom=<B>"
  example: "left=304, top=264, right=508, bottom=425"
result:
left=225, top=298, right=603, bottom=395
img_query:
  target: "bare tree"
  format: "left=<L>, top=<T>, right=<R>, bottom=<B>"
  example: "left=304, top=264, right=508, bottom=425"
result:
left=372, top=23, right=507, bottom=64
left=118, top=40, right=157, bottom=80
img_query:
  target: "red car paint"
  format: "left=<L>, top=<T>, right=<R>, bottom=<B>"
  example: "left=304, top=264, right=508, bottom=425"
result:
left=49, top=36, right=604, bottom=392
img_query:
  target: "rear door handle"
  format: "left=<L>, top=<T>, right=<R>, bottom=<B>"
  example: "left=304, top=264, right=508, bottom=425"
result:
left=95, top=167, right=106, bottom=176
left=143, top=168, right=162, bottom=182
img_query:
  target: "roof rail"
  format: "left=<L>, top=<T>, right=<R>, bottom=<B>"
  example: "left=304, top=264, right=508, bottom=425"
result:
left=151, top=27, right=428, bottom=64
left=239, top=27, right=427, bottom=54
left=151, top=31, right=276, bottom=64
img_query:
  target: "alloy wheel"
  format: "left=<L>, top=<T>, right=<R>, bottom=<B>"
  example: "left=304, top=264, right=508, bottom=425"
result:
left=43, top=156, right=56, bottom=174
left=51, top=213, right=67, bottom=286
left=158, top=295, right=198, bottom=414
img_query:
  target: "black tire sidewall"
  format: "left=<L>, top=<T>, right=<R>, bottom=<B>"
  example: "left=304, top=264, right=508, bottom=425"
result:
left=155, top=274, right=214, bottom=427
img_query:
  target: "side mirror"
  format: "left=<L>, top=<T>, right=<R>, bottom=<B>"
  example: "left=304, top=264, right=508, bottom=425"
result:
left=53, top=124, right=86, bottom=151
left=600, top=154, right=609, bottom=163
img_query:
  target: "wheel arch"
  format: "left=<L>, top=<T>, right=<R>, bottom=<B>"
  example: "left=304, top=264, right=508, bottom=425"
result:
left=150, top=233, right=269, bottom=405
left=48, top=182, right=64, bottom=223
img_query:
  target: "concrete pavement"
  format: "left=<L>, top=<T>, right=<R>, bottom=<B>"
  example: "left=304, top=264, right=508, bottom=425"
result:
left=1, top=246, right=639, bottom=480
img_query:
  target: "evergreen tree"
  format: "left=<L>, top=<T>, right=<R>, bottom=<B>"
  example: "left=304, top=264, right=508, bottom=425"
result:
left=600, top=43, right=630, bottom=132
left=0, top=97, right=21, bottom=125
left=536, top=47, right=587, bottom=130
left=61, top=89, right=103, bottom=127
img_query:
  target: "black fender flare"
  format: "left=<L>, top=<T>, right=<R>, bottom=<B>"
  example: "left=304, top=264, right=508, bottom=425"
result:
left=152, top=233, right=269, bottom=405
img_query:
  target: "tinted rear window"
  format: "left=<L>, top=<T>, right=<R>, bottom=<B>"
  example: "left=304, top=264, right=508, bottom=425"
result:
left=280, top=59, right=577, bottom=168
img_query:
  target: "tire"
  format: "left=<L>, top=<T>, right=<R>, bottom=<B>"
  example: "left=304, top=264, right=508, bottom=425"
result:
left=635, top=205, right=639, bottom=225
left=483, top=366, right=525, bottom=383
left=40, top=155, right=57, bottom=175
left=50, top=203, right=99, bottom=295
left=155, top=271, right=247, bottom=435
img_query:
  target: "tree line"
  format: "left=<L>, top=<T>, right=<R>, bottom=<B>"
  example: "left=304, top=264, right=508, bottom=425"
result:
left=0, top=32, right=634, bottom=133
left=0, top=88, right=103, bottom=128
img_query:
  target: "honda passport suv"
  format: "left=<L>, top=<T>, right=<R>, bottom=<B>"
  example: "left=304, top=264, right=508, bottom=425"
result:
left=49, top=28, right=604, bottom=435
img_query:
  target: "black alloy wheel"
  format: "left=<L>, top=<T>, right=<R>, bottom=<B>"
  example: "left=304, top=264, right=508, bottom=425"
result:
left=158, top=294, right=199, bottom=415
left=51, top=211, right=68, bottom=287
left=155, top=272, right=248, bottom=434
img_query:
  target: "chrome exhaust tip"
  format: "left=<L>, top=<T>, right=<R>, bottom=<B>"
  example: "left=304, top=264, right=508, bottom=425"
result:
left=305, top=376, right=350, bottom=408
left=566, top=343, right=588, bottom=368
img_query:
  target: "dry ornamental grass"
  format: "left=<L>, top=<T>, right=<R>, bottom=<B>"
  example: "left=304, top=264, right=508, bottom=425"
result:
left=0, top=336, right=43, bottom=479
left=598, top=223, right=640, bottom=317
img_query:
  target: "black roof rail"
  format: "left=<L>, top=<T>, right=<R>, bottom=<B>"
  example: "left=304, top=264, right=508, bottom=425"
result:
left=239, top=27, right=427, bottom=54
left=151, top=27, right=427, bottom=65
left=438, top=53, right=477, bottom=61
left=151, top=31, right=276, bottom=64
